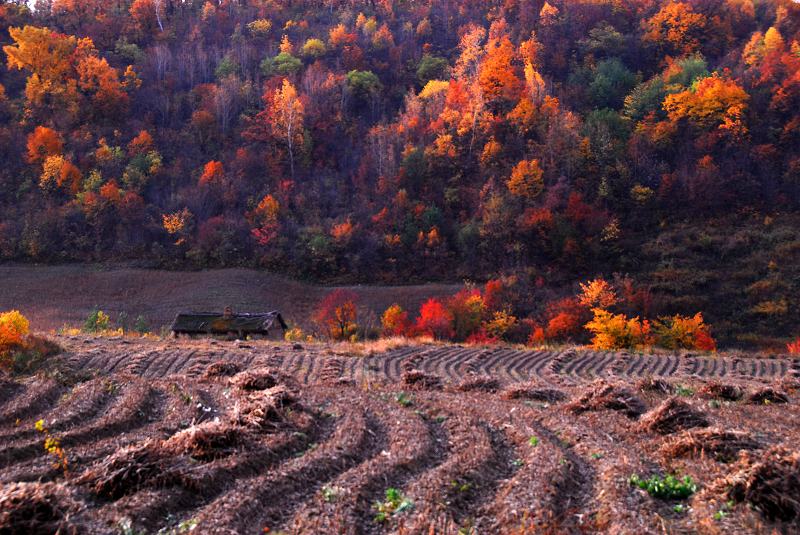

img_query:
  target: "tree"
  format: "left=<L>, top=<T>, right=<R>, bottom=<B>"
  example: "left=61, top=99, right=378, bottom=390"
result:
left=346, top=70, right=382, bottom=108
left=199, top=160, right=224, bottom=185
left=589, top=58, right=636, bottom=109
left=478, top=34, right=522, bottom=108
left=270, top=80, right=305, bottom=179
left=248, top=194, right=281, bottom=246
left=506, top=159, right=544, bottom=200
left=417, top=55, right=449, bottom=85
left=578, top=278, right=618, bottom=309
left=642, top=2, right=708, bottom=56
left=130, top=0, right=165, bottom=33
left=663, top=73, right=749, bottom=135
left=314, top=289, right=358, bottom=340
left=27, top=126, right=63, bottom=164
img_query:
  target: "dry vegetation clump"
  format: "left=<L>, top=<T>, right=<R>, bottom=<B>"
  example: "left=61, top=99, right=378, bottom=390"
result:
left=698, top=381, right=743, bottom=401
left=453, top=373, right=500, bottom=393
left=202, top=360, right=241, bottom=380
left=318, top=358, right=344, bottom=384
left=661, top=427, right=760, bottom=462
left=163, top=420, right=249, bottom=460
left=500, top=383, right=567, bottom=402
left=76, top=440, right=187, bottom=499
left=723, top=447, right=800, bottom=521
left=229, top=367, right=283, bottom=390
left=773, top=376, right=800, bottom=394
left=231, top=384, right=297, bottom=430
left=636, top=376, right=674, bottom=394
left=638, top=397, right=709, bottom=434
left=0, top=482, right=79, bottom=535
left=400, top=369, right=442, bottom=390
left=567, top=380, right=646, bottom=417
left=747, top=387, right=790, bottom=405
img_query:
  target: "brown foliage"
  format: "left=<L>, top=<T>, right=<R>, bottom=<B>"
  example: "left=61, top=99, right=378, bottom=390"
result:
left=662, top=427, right=759, bottom=461
left=698, top=381, right=743, bottom=401
left=0, top=482, right=79, bottom=535
left=401, top=369, right=442, bottom=390
left=747, top=387, right=789, bottom=405
left=229, top=367, right=281, bottom=391
left=202, top=360, right=241, bottom=380
left=163, top=421, right=249, bottom=461
left=724, top=447, right=800, bottom=521
left=231, top=385, right=297, bottom=430
left=500, top=384, right=566, bottom=402
left=76, top=440, right=188, bottom=499
left=568, top=379, right=645, bottom=417
left=638, top=397, right=709, bottom=434
left=454, top=373, right=499, bottom=393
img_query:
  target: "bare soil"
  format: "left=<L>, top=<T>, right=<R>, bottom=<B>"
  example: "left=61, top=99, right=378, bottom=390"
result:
left=0, top=336, right=799, bottom=533
left=0, top=264, right=462, bottom=331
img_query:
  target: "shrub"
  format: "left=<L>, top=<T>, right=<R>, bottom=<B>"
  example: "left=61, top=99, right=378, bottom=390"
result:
left=0, top=310, right=29, bottom=348
left=83, top=309, right=110, bottom=333
left=414, top=298, right=454, bottom=340
left=284, top=326, right=312, bottom=343
left=381, top=304, right=410, bottom=337
left=483, top=310, right=517, bottom=341
left=653, top=313, right=716, bottom=351
left=542, top=297, right=588, bottom=342
left=584, top=308, right=651, bottom=350
left=447, top=289, right=485, bottom=341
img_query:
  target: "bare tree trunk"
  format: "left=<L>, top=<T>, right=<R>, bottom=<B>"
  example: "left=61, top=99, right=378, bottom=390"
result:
left=154, top=0, right=164, bottom=32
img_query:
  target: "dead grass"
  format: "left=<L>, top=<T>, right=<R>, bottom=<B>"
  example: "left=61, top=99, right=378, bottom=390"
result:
left=500, top=384, right=567, bottom=403
left=636, top=376, right=674, bottom=394
left=229, top=367, right=281, bottom=390
left=163, top=421, right=249, bottom=460
left=343, top=336, right=426, bottom=356
left=698, top=381, right=744, bottom=401
left=723, top=447, right=800, bottom=521
left=231, top=385, right=297, bottom=430
left=453, top=373, right=500, bottom=393
left=0, top=482, right=79, bottom=535
left=747, top=387, right=790, bottom=405
left=76, top=440, right=187, bottom=500
left=400, top=369, right=443, bottom=390
left=661, top=427, right=759, bottom=461
left=567, top=380, right=645, bottom=417
left=638, top=397, right=709, bottom=434
left=202, top=361, right=241, bottom=380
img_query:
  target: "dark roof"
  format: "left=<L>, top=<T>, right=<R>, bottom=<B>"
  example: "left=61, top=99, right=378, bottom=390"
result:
left=170, top=311, right=287, bottom=334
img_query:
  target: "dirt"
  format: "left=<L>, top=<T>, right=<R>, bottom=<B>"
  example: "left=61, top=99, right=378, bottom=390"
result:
left=0, top=264, right=462, bottom=331
left=0, top=336, right=798, bottom=534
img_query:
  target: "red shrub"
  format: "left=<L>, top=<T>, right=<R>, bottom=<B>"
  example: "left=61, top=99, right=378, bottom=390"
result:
left=414, top=298, right=454, bottom=340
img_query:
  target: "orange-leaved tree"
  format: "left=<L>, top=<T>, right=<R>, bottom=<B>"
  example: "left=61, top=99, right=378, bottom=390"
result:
left=653, top=313, right=716, bottom=351
left=26, top=126, right=63, bottom=164
left=315, top=289, right=359, bottom=341
left=381, top=304, right=410, bottom=337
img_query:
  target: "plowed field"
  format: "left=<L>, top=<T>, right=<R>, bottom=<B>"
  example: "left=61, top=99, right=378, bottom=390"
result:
left=1, top=336, right=799, bottom=534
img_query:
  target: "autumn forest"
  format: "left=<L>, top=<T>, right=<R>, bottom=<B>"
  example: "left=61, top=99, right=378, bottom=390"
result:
left=0, top=0, right=799, bottom=349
